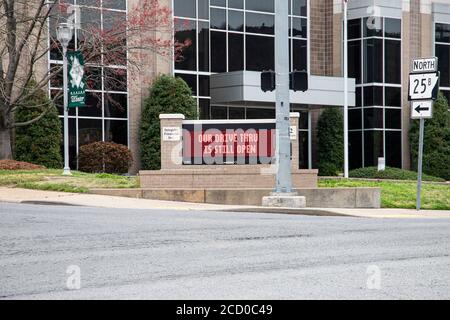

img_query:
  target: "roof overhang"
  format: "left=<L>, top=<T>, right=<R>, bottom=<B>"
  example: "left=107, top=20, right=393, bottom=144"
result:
left=210, top=71, right=356, bottom=107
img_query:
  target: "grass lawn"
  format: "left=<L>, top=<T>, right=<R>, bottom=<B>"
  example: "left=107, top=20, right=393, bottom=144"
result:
left=0, top=169, right=139, bottom=193
left=320, top=179, right=450, bottom=210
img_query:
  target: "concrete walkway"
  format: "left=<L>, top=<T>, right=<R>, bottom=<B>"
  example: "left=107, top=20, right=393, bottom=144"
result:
left=1, top=187, right=450, bottom=219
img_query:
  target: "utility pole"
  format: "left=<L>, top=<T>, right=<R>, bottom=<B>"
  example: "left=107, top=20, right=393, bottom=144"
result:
left=274, top=0, right=292, bottom=193
left=343, top=0, right=349, bottom=178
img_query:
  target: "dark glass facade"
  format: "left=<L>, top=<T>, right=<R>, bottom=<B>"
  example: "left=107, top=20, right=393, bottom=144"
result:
left=174, top=0, right=310, bottom=169
left=347, top=17, right=402, bottom=169
left=436, top=23, right=450, bottom=104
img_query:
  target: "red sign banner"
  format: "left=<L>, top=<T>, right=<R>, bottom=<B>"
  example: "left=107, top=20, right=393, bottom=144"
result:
left=182, top=122, right=276, bottom=165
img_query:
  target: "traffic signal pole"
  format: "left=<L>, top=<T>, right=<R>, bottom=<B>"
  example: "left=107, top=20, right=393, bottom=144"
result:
left=274, top=0, right=292, bottom=193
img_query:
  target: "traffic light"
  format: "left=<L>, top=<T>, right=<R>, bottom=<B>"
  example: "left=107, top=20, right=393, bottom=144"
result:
left=261, top=70, right=276, bottom=92
left=290, top=70, right=308, bottom=92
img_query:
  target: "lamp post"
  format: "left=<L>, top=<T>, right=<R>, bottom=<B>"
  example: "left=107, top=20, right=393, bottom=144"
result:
left=56, top=23, right=73, bottom=176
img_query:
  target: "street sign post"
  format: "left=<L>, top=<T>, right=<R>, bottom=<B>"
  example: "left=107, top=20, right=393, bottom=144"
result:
left=409, top=57, right=440, bottom=211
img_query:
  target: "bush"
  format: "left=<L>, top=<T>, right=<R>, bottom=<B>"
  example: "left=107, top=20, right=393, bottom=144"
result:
left=78, top=142, right=132, bottom=174
left=140, top=75, right=197, bottom=170
left=0, top=160, right=46, bottom=170
left=13, top=81, right=62, bottom=168
left=410, top=92, right=450, bottom=180
left=316, top=108, right=344, bottom=176
left=349, top=166, right=445, bottom=182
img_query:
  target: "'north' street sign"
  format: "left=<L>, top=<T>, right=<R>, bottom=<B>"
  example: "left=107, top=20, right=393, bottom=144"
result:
left=411, top=57, right=438, bottom=74
left=411, top=100, right=433, bottom=119
left=408, top=72, right=439, bottom=101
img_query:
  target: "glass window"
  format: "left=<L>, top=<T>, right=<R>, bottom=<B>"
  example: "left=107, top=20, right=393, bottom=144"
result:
left=246, top=0, right=274, bottom=13
left=292, top=39, right=307, bottom=71
left=436, top=44, right=450, bottom=87
left=211, top=106, right=228, bottom=119
left=104, top=93, right=127, bottom=119
left=229, top=107, right=245, bottom=119
left=246, top=35, right=274, bottom=71
left=435, top=23, right=450, bottom=43
left=175, top=19, right=197, bottom=71
left=246, top=12, right=274, bottom=35
left=363, top=17, right=383, bottom=37
left=104, top=68, right=127, bottom=92
left=364, top=38, right=383, bottom=83
left=229, top=0, right=244, bottom=9
left=291, top=17, right=307, bottom=39
left=363, top=86, right=383, bottom=107
left=349, top=109, right=362, bottom=130
left=292, top=0, right=307, bottom=17
left=349, top=131, right=363, bottom=169
left=174, top=0, right=196, bottom=18
left=246, top=108, right=275, bottom=119
left=348, top=19, right=361, bottom=40
left=385, top=131, right=402, bottom=168
left=105, top=120, right=128, bottom=146
left=348, top=41, right=361, bottom=84
left=199, top=75, right=210, bottom=97
left=211, top=31, right=227, bottom=72
left=385, top=40, right=401, bottom=84
left=198, top=21, right=210, bottom=72
left=364, top=130, right=383, bottom=167
left=198, top=0, right=209, bottom=20
left=298, top=131, right=309, bottom=169
left=211, top=0, right=226, bottom=7
left=228, top=33, right=244, bottom=71
left=385, top=109, right=401, bottom=129
left=78, top=92, right=102, bottom=117
left=78, top=118, right=103, bottom=147
left=229, top=10, right=244, bottom=31
left=85, top=66, right=102, bottom=91
left=385, top=87, right=401, bottom=107
left=199, top=99, right=211, bottom=120
left=385, top=18, right=401, bottom=39
left=211, top=8, right=226, bottom=30
left=364, top=108, right=383, bottom=129
left=176, top=73, right=197, bottom=95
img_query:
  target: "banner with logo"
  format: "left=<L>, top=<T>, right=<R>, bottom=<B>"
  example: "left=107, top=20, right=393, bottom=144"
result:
left=67, top=51, right=86, bottom=108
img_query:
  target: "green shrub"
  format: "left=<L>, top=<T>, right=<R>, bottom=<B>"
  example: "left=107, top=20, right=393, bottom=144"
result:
left=13, top=82, right=62, bottom=168
left=410, top=93, right=450, bottom=180
left=78, top=141, right=132, bottom=174
left=140, top=75, right=197, bottom=170
left=349, top=166, right=445, bottom=182
left=316, top=108, right=344, bottom=176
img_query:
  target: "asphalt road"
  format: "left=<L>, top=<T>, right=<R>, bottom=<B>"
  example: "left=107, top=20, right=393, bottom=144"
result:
left=1, top=202, right=449, bottom=300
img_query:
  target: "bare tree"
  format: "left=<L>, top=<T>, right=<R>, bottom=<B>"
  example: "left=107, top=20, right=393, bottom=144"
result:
left=0, top=0, right=189, bottom=159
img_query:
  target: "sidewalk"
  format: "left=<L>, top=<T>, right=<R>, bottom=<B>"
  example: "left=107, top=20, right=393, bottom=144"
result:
left=1, top=187, right=450, bottom=219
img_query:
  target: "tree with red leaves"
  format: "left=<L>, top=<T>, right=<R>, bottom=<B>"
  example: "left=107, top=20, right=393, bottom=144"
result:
left=0, top=0, right=190, bottom=160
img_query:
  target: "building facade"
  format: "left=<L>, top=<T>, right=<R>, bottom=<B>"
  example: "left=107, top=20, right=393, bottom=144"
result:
left=49, top=0, right=450, bottom=173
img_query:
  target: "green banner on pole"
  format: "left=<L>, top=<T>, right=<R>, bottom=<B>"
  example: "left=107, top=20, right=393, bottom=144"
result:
left=67, top=51, right=86, bottom=108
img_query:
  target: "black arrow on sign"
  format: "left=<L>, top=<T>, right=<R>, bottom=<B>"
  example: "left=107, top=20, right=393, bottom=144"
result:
left=415, top=104, right=429, bottom=113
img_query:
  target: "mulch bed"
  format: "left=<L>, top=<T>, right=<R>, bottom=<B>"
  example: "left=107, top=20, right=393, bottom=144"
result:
left=0, top=160, right=46, bottom=170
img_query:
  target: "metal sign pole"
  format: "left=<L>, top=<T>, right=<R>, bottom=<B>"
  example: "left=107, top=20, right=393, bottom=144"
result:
left=274, top=0, right=292, bottom=193
left=343, top=0, right=349, bottom=179
left=416, top=118, right=425, bottom=211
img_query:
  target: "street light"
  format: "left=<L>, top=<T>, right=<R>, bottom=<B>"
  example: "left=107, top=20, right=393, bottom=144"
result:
left=56, top=23, right=73, bottom=176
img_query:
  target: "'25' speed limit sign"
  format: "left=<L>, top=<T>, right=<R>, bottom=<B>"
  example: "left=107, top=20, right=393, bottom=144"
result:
left=408, top=72, right=440, bottom=101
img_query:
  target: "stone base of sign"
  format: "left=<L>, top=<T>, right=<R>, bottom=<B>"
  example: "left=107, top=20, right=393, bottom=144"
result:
left=139, top=167, right=319, bottom=189
left=262, top=192, right=307, bottom=208
left=89, top=187, right=381, bottom=209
